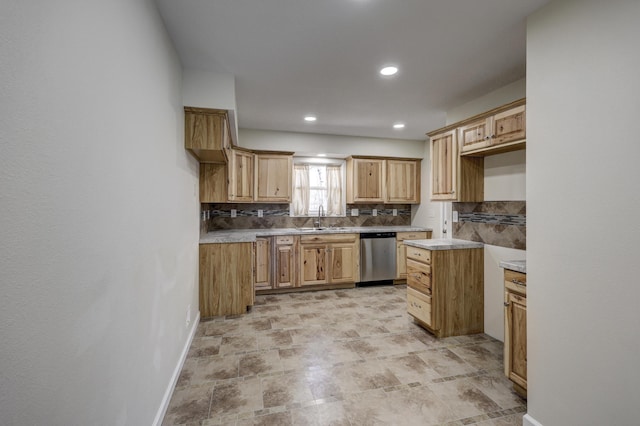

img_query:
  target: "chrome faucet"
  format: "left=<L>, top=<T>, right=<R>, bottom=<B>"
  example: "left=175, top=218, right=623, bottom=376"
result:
left=315, top=205, right=324, bottom=229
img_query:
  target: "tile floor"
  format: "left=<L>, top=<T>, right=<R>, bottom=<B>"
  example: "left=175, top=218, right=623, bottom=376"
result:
left=163, top=285, right=526, bottom=426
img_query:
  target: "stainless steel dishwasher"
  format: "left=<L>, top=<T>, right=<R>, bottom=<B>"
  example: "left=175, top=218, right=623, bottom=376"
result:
left=360, top=231, right=396, bottom=284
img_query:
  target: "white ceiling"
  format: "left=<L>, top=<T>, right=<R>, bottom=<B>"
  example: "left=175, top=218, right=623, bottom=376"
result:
left=154, top=0, right=548, bottom=141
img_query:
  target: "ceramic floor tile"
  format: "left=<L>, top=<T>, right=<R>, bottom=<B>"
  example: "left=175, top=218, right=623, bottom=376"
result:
left=164, top=285, right=526, bottom=425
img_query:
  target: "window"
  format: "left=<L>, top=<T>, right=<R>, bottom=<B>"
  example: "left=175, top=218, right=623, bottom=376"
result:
left=291, top=161, right=345, bottom=217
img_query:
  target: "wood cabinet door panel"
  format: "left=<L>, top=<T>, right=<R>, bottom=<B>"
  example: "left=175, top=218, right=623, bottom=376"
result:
left=386, top=160, right=420, bottom=203
left=353, top=159, right=385, bottom=202
left=255, top=154, right=292, bottom=203
left=254, top=238, right=271, bottom=290
left=406, top=259, right=431, bottom=294
left=300, top=244, right=327, bottom=285
left=407, top=287, right=432, bottom=326
left=275, top=245, right=296, bottom=288
left=329, top=243, right=358, bottom=283
left=229, top=150, right=254, bottom=201
left=491, top=105, right=526, bottom=146
left=505, top=290, right=527, bottom=389
left=459, top=118, right=492, bottom=153
left=430, top=130, right=457, bottom=201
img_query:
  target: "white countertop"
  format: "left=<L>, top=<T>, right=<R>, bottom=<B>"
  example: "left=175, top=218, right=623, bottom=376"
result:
left=200, top=226, right=432, bottom=244
left=403, top=238, right=484, bottom=250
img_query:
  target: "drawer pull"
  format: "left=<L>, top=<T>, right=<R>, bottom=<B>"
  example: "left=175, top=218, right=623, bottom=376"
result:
left=511, top=279, right=526, bottom=286
left=504, top=302, right=510, bottom=307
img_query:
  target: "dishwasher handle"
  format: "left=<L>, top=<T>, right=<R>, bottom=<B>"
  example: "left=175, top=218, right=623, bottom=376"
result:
left=360, top=232, right=397, bottom=239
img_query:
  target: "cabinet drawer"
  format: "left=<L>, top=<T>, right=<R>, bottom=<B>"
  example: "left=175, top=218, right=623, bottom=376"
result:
left=275, top=235, right=294, bottom=245
left=407, top=287, right=432, bottom=326
left=406, top=247, right=431, bottom=264
left=396, top=231, right=428, bottom=241
left=504, top=270, right=526, bottom=295
left=406, top=259, right=431, bottom=294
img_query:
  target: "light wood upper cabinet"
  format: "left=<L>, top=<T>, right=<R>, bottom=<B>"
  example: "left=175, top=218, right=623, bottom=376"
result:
left=200, top=163, right=228, bottom=203
left=460, top=104, right=526, bottom=155
left=347, top=156, right=422, bottom=204
left=504, top=269, right=527, bottom=397
left=430, top=129, right=483, bottom=202
left=255, top=154, right=293, bottom=203
left=300, top=234, right=359, bottom=286
left=199, top=242, right=254, bottom=318
left=347, top=157, right=385, bottom=203
left=184, top=107, right=231, bottom=163
left=386, top=159, right=421, bottom=204
left=228, top=149, right=254, bottom=202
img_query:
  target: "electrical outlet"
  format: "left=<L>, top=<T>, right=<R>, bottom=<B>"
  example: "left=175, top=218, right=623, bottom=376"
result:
left=258, top=209, right=264, bottom=218
left=393, top=209, right=398, bottom=217
left=351, top=208, right=359, bottom=217
left=453, top=211, right=459, bottom=223
left=186, top=304, right=191, bottom=328
left=230, top=209, right=237, bottom=218
left=372, top=209, right=377, bottom=216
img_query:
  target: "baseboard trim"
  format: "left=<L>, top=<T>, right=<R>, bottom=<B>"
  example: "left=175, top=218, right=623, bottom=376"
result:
left=152, top=311, right=200, bottom=426
left=523, top=413, right=544, bottom=426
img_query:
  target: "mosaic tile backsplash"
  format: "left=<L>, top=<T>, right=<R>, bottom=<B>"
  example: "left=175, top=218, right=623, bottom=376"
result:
left=201, top=203, right=412, bottom=232
left=453, top=201, right=526, bottom=250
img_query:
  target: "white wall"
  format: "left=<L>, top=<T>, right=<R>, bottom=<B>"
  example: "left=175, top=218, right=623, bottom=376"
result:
left=183, top=69, right=239, bottom=143
left=0, top=1, right=199, bottom=425
left=239, top=128, right=425, bottom=159
left=526, top=1, right=640, bottom=425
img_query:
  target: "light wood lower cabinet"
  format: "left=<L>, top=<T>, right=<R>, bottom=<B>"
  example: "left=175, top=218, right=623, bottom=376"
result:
left=406, top=246, right=483, bottom=338
left=254, top=238, right=271, bottom=290
left=199, top=243, right=254, bottom=318
left=396, top=231, right=432, bottom=280
left=300, top=234, right=360, bottom=286
left=504, top=269, right=527, bottom=397
left=274, top=236, right=297, bottom=288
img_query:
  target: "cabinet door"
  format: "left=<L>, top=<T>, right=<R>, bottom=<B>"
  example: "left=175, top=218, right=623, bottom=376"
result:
left=200, top=163, right=228, bottom=203
left=275, top=244, right=296, bottom=288
left=254, top=238, right=271, bottom=290
left=300, top=244, right=328, bottom=285
left=229, top=150, right=254, bottom=202
left=459, top=117, right=492, bottom=153
left=505, top=290, right=527, bottom=389
left=396, top=241, right=407, bottom=279
left=352, top=158, right=385, bottom=202
left=199, top=243, right=253, bottom=318
left=386, top=159, right=420, bottom=203
left=430, top=130, right=457, bottom=201
left=490, top=105, right=526, bottom=147
left=255, top=154, right=292, bottom=203
left=328, top=243, right=359, bottom=283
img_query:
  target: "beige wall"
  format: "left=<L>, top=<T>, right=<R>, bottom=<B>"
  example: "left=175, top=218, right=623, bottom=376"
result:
left=526, top=1, right=640, bottom=425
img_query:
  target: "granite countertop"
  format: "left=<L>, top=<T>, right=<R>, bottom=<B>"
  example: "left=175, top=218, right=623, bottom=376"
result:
left=200, top=226, right=433, bottom=244
left=403, top=238, right=484, bottom=251
left=499, top=260, right=527, bottom=274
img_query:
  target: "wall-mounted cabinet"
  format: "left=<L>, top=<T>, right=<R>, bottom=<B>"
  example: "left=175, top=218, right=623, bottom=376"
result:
left=255, top=154, right=293, bottom=203
left=347, top=156, right=422, bottom=204
left=430, top=130, right=483, bottom=202
left=428, top=98, right=525, bottom=202
left=200, top=163, right=228, bottom=203
left=184, top=107, right=231, bottom=163
left=228, top=149, right=254, bottom=202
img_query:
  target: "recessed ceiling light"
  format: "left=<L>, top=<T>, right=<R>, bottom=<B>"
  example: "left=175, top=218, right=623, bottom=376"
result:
left=380, top=66, right=398, bottom=76
left=393, top=123, right=405, bottom=129
left=304, top=115, right=317, bottom=122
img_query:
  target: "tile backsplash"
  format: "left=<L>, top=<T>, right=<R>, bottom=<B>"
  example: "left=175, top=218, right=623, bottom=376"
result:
left=201, top=203, right=411, bottom=232
left=453, top=201, right=526, bottom=250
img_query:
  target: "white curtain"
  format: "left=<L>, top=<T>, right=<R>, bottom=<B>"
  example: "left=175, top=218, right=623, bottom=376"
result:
left=326, top=165, right=344, bottom=216
left=292, top=164, right=310, bottom=216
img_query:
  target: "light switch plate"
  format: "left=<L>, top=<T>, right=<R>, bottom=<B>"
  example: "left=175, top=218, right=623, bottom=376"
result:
left=230, top=209, right=237, bottom=218
left=351, top=208, right=359, bottom=216
left=372, top=209, right=377, bottom=216
left=393, top=209, right=398, bottom=216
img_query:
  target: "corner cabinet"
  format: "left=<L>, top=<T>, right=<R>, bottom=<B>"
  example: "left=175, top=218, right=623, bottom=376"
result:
left=254, top=154, right=293, bottom=203
left=504, top=269, right=527, bottom=397
left=406, top=245, right=484, bottom=337
left=299, top=234, right=360, bottom=286
left=184, top=107, right=231, bottom=163
left=199, top=243, right=254, bottom=318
